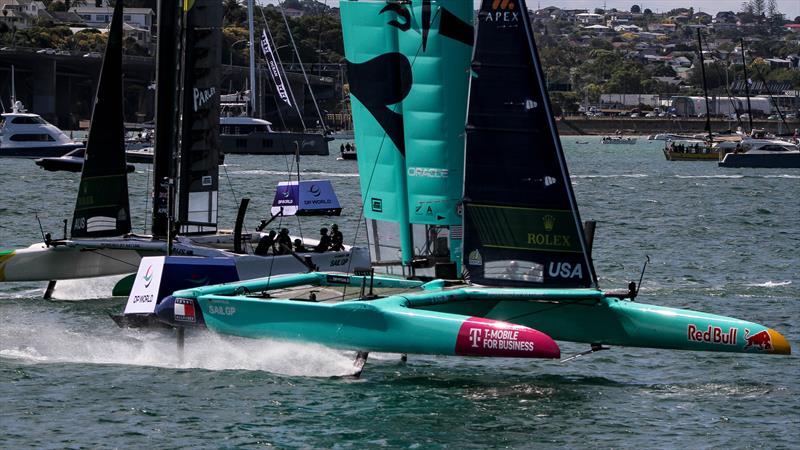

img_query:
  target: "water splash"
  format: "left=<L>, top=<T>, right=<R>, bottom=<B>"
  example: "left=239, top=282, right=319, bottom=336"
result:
left=232, top=169, right=359, bottom=178
left=745, top=281, right=792, bottom=288
left=0, top=311, right=359, bottom=377
left=50, top=274, right=128, bottom=301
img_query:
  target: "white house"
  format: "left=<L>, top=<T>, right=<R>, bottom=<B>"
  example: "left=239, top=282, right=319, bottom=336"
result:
left=71, top=5, right=153, bottom=31
left=575, top=13, right=603, bottom=25
left=0, top=0, right=46, bottom=29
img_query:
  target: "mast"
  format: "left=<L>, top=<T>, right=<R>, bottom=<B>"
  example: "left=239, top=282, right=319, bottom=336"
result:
left=740, top=38, right=753, bottom=132
left=697, top=30, right=712, bottom=144
left=247, top=0, right=256, bottom=116
left=151, top=0, right=181, bottom=241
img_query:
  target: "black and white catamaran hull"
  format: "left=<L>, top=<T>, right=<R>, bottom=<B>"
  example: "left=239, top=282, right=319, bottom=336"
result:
left=0, top=236, right=370, bottom=284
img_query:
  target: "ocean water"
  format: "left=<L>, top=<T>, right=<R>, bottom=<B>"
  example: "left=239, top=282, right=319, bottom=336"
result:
left=1, top=137, right=798, bottom=448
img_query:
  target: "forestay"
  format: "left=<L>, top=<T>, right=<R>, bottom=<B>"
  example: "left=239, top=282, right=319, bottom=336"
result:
left=462, top=0, right=597, bottom=288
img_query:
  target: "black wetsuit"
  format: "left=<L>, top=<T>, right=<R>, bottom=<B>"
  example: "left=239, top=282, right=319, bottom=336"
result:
left=315, top=234, right=331, bottom=252
left=330, top=230, right=344, bottom=251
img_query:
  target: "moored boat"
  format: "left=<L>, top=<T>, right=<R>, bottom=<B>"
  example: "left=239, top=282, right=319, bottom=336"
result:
left=0, top=101, right=84, bottom=158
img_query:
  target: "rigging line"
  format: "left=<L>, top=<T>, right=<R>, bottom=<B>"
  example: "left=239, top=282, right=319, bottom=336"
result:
left=142, top=167, right=151, bottom=233
left=259, top=6, right=307, bottom=131
left=500, top=298, right=600, bottom=323
left=276, top=0, right=327, bottom=132
left=84, top=249, right=140, bottom=268
left=221, top=163, right=238, bottom=206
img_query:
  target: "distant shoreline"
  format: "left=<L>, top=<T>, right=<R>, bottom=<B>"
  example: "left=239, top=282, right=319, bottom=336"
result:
left=556, top=116, right=800, bottom=136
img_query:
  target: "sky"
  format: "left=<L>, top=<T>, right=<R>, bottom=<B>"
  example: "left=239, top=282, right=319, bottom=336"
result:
left=260, top=1, right=800, bottom=20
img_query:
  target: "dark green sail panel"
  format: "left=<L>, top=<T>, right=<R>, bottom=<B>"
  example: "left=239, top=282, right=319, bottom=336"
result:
left=462, top=0, right=596, bottom=288
left=176, top=0, right=221, bottom=235
left=71, top=0, right=130, bottom=238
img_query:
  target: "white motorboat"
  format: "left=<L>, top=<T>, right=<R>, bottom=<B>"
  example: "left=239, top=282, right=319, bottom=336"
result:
left=719, top=138, right=800, bottom=168
left=0, top=101, right=84, bottom=158
left=601, top=135, right=637, bottom=145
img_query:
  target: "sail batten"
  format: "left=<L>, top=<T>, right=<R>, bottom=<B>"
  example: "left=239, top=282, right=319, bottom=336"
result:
left=71, top=0, right=130, bottom=239
left=341, top=0, right=472, bottom=273
left=462, top=0, right=596, bottom=288
left=175, top=0, right=222, bottom=235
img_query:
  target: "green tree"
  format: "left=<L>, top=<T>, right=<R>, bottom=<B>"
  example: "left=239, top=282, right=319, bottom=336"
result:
left=630, top=5, right=641, bottom=13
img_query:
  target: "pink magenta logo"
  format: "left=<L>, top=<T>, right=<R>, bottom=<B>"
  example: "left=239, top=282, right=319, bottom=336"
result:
left=143, top=265, right=154, bottom=288
left=454, top=317, right=559, bottom=359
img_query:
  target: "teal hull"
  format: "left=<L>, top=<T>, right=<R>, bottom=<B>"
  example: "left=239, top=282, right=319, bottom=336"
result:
left=173, top=273, right=790, bottom=357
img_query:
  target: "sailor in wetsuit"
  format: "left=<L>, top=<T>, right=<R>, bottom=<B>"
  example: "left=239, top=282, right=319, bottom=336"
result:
left=315, top=227, right=331, bottom=252
left=329, top=224, right=344, bottom=251
left=293, top=238, right=309, bottom=253
left=255, top=230, right=276, bottom=256
left=275, top=228, right=292, bottom=254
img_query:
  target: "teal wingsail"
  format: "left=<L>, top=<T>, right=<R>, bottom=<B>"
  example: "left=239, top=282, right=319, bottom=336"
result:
left=341, top=0, right=473, bottom=274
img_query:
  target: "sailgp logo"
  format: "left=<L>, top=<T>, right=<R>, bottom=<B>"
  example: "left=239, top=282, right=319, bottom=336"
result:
left=143, top=264, right=154, bottom=288
left=309, top=184, right=321, bottom=197
left=193, top=87, right=216, bottom=112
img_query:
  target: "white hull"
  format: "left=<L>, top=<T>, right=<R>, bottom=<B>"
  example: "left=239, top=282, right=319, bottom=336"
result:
left=1, top=236, right=370, bottom=283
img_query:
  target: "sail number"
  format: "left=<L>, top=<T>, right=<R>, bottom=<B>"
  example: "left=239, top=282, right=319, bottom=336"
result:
left=208, top=305, right=236, bottom=316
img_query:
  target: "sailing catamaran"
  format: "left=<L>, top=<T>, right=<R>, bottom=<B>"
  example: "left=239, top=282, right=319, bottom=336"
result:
left=0, top=0, right=367, bottom=292
left=125, top=0, right=788, bottom=373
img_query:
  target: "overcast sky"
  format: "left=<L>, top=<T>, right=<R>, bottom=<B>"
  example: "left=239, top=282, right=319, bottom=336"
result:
left=260, top=1, right=800, bottom=20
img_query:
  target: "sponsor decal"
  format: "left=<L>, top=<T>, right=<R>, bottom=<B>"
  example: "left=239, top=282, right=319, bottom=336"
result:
left=547, top=262, right=583, bottom=279
left=455, top=317, right=559, bottom=358
left=143, top=264, right=154, bottom=288
left=207, top=303, right=236, bottom=317
left=687, top=324, right=737, bottom=346
left=526, top=214, right=573, bottom=249
left=329, top=258, right=350, bottom=267
left=468, top=249, right=483, bottom=266
left=326, top=274, right=351, bottom=284
left=192, top=86, right=216, bottom=112
left=485, top=0, right=520, bottom=24
left=543, top=214, right=555, bottom=231
left=415, top=204, right=435, bottom=216
left=174, top=297, right=196, bottom=323
left=202, top=176, right=212, bottom=187
left=743, top=328, right=772, bottom=351
left=371, top=198, right=383, bottom=213
left=407, top=167, right=448, bottom=178
left=309, top=184, right=321, bottom=197
left=524, top=99, right=538, bottom=111
left=543, top=176, right=556, bottom=187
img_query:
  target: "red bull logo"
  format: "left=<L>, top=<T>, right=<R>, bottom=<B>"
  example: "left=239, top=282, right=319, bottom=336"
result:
left=687, top=324, right=737, bottom=346
left=743, top=328, right=772, bottom=351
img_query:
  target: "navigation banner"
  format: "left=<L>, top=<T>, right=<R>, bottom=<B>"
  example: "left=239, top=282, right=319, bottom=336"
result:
left=260, top=29, right=292, bottom=108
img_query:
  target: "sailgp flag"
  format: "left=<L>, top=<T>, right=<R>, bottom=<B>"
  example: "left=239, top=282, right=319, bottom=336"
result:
left=260, top=29, right=292, bottom=108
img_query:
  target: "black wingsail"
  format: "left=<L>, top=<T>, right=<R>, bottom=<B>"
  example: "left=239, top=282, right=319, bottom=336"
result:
left=175, top=0, right=221, bottom=235
left=71, top=0, right=130, bottom=238
left=462, top=0, right=596, bottom=288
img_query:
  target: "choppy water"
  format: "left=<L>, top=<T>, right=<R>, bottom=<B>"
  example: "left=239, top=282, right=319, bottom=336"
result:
left=1, top=137, right=798, bottom=448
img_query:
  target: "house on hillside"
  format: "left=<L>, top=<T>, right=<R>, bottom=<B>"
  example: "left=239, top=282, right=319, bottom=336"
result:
left=71, top=5, right=154, bottom=32
left=576, top=12, right=603, bottom=25
left=0, top=0, right=46, bottom=29
left=648, top=23, right=676, bottom=33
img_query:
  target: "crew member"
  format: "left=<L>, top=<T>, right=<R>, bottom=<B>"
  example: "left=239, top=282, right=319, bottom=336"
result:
left=255, top=230, right=276, bottom=256
left=315, top=227, right=331, bottom=252
left=293, top=238, right=309, bottom=253
left=275, top=228, right=292, bottom=254
left=329, top=224, right=344, bottom=251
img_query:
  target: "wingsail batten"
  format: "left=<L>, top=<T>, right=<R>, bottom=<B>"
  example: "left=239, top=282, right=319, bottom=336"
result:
left=176, top=0, right=221, bottom=235
left=341, top=1, right=414, bottom=266
left=342, top=0, right=472, bottom=271
left=462, top=0, right=596, bottom=288
left=71, top=0, right=131, bottom=239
